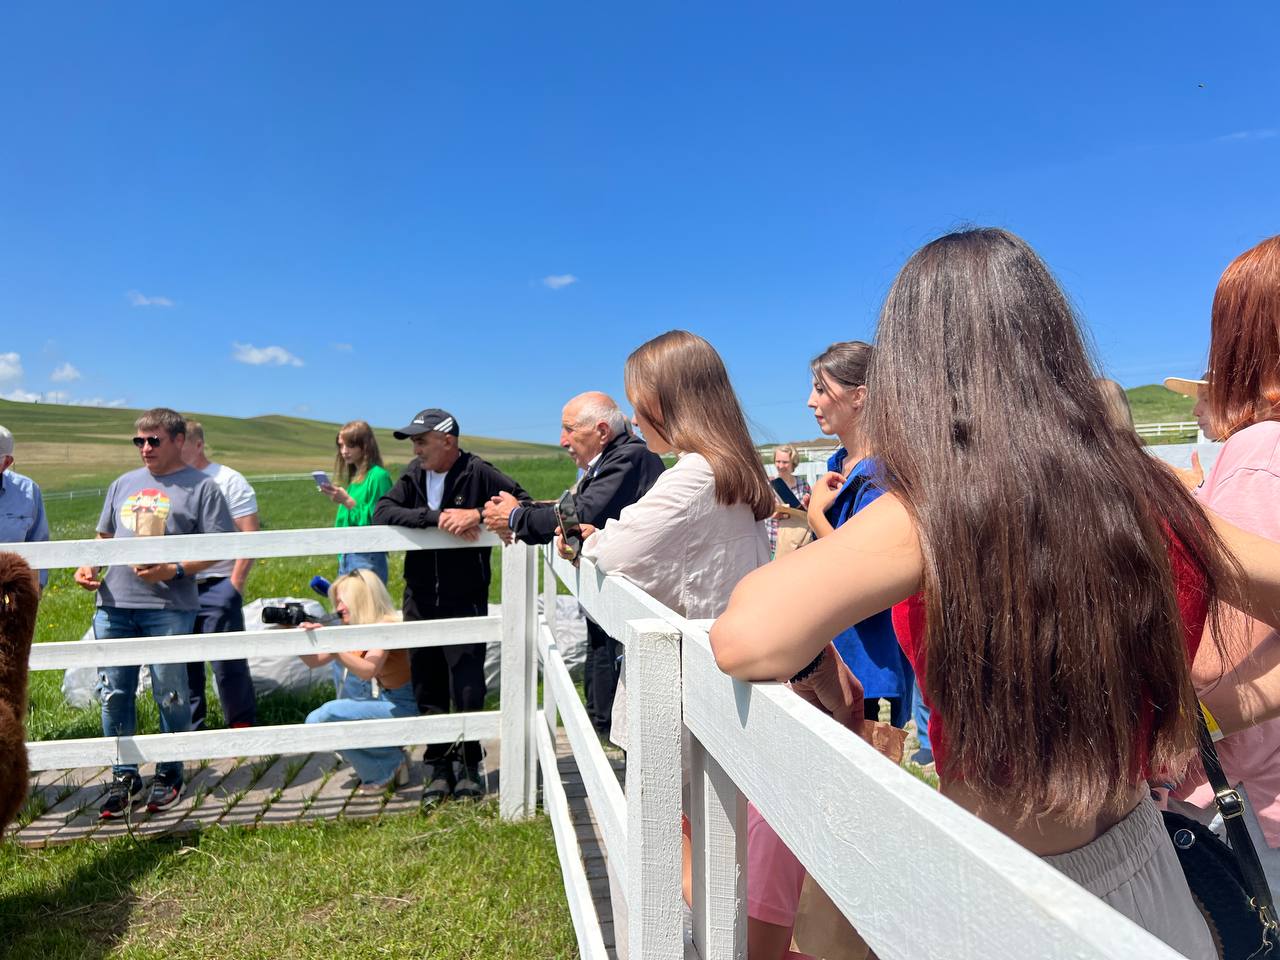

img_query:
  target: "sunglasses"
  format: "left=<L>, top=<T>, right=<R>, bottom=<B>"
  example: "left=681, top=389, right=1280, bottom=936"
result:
left=132, top=436, right=165, bottom=449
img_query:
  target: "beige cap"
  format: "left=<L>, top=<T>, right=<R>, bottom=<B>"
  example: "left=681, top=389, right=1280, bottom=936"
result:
left=1163, top=375, right=1208, bottom=399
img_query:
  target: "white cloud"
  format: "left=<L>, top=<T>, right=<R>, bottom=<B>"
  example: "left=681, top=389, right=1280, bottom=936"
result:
left=232, top=342, right=305, bottom=367
left=50, top=362, right=81, bottom=383
left=0, top=352, right=23, bottom=387
left=1, top=388, right=39, bottom=403
left=127, top=290, right=175, bottom=307
left=82, top=397, right=128, bottom=408
left=542, top=274, right=578, bottom=290
left=1216, top=128, right=1279, bottom=143
left=332, top=342, right=354, bottom=352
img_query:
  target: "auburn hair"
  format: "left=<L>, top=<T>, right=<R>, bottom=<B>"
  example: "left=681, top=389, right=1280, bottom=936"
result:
left=1207, top=235, right=1280, bottom=439
left=863, top=228, right=1237, bottom=824
left=334, top=420, right=384, bottom=485
left=625, top=330, right=774, bottom=521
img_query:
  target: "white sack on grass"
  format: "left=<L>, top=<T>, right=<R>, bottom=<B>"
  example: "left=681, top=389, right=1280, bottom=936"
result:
left=483, top=596, right=588, bottom=690
left=61, top=597, right=334, bottom=708
left=242, top=597, right=332, bottom=696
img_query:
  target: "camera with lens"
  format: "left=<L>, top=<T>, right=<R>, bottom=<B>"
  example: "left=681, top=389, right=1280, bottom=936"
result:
left=261, top=602, right=310, bottom=626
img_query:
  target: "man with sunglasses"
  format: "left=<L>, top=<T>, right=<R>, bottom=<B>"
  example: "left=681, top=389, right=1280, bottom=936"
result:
left=74, top=408, right=235, bottom=818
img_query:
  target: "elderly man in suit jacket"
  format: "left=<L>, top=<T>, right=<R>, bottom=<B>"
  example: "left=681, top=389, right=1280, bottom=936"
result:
left=483, top=391, right=664, bottom=735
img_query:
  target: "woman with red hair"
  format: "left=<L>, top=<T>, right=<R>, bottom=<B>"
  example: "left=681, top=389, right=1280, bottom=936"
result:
left=1176, top=234, right=1280, bottom=898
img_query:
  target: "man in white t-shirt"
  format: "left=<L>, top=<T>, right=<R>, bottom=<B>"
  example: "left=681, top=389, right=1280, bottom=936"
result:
left=180, top=420, right=259, bottom=728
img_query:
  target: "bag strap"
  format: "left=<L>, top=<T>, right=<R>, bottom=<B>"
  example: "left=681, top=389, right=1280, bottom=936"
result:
left=1196, top=703, right=1280, bottom=932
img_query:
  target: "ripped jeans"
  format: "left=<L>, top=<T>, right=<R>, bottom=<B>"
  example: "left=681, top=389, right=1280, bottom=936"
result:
left=94, top=606, right=197, bottom=782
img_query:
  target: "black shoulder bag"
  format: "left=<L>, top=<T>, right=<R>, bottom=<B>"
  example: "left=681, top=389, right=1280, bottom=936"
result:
left=1163, top=708, right=1280, bottom=959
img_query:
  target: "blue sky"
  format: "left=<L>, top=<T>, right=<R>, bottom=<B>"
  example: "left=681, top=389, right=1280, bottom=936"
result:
left=1, top=2, right=1277, bottom=444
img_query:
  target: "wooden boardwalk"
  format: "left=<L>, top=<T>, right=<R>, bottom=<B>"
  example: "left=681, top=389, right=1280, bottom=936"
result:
left=8, top=740, right=503, bottom=848
left=552, top=729, right=627, bottom=959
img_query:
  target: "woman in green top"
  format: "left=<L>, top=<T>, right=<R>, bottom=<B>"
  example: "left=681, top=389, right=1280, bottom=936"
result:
left=321, top=420, right=393, bottom=583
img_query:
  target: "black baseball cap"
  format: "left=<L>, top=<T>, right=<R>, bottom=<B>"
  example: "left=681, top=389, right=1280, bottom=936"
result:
left=393, top=408, right=460, bottom=440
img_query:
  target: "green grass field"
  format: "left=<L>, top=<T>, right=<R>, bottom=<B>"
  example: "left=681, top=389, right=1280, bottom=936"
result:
left=6, top=454, right=580, bottom=960
left=0, top=398, right=560, bottom=493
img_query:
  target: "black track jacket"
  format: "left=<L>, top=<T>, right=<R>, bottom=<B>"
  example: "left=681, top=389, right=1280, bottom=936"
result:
left=509, top=431, right=665, bottom=545
left=373, top=451, right=530, bottom=615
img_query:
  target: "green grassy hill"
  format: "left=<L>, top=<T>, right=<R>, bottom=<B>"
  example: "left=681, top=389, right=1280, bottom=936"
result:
left=777, top=383, right=1195, bottom=449
left=1124, top=383, right=1195, bottom=424
left=0, top=398, right=560, bottom=492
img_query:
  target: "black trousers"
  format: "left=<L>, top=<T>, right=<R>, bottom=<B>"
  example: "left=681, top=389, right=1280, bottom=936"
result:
left=188, top=577, right=257, bottom=729
left=584, top=618, right=621, bottom=734
left=409, top=601, right=488, bottom=770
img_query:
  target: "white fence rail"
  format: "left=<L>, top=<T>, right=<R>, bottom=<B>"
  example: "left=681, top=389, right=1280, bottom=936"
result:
left=534, top=545, right=1190, bottom=960
left=4, top=522, right=1195, bottom=958
left=4, top=526, right=537, bottom=820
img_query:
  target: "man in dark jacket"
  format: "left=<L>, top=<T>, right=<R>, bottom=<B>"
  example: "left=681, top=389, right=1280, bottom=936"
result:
left=373, top=408, right=530, bottom=805
left=482, top=392, right=664, bottom=734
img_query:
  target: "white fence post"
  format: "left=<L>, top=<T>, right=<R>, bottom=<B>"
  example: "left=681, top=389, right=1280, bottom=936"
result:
left=540, top=548, right=559, bottom=735
left=624, top=618, right=685, bottom=960
left=500, top=542, right=537, bottom=820
left=688, top=733, right=746, bottom=960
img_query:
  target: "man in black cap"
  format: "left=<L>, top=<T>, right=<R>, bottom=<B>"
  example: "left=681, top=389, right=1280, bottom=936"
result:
left=373, top=408, right=531, bottom=806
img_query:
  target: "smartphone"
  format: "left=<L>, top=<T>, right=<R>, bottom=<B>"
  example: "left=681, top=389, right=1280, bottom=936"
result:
left=311, top=470, right=331, bottom=490
left=553, top=490, right=583, bottom=559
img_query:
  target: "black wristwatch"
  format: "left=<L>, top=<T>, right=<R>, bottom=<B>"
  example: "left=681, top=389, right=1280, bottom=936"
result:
left=789, top=649, right=825, bottom=684
left=172, top=562, right=186, bottom=581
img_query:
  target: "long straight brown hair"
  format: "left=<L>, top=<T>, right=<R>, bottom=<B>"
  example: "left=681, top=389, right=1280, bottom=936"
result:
left=625, top=330, right=774, bottom=521
left=864, top=228, right=1236, bottom=824
left=334, top=420, right=385, bottom=485
left=1207, top=235, right=1280, bottom=440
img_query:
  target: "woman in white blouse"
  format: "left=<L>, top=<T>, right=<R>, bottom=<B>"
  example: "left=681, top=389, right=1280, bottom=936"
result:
left=565, top=329, right=774, bottom=617
left=559, top=330, right=828, bottom=960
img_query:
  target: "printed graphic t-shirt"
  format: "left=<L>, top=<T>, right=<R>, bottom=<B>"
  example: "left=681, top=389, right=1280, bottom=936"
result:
left=95, top=465, right=236, bottom=610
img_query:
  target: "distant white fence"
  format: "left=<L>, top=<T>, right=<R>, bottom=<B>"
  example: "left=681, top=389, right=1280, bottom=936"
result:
left=6, top=525, right=539, bottom=820
left=42, top=472, right=315, bottom=503
left=534, top=545, right=1191, bottom=960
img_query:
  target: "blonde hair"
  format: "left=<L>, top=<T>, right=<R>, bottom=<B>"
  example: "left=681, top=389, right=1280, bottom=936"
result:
left=1095, top=378, right=1135, bottom=433
left=329, top=569, right=400, bottom=625
left=624, top=330, right=774, bottom=521
left=773, top=444, right=802, bottom=471
left=334, top=420, right=384, bottom=485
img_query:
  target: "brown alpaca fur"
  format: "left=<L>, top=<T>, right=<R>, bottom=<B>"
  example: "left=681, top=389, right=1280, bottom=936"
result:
left=0, top=553, right=37, bottom=832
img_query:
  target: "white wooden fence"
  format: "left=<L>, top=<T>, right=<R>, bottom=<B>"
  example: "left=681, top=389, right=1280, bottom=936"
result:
left=533, top=545, right=1194, bottom=960
left=7, top=525, right=540, bottom=820
left=8, top=527, right=1196, bottom=958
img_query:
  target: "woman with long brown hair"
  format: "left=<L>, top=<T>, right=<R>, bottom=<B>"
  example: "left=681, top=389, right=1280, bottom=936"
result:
left=1174, top=235, right=1280, bottom=898
left=708, top=228, right=1278, bottom=956
left=319, top=420, right=393, bottom=583
left=562, top=331, right=854, bottom=959
left=567, top=330, right=775, bottom=622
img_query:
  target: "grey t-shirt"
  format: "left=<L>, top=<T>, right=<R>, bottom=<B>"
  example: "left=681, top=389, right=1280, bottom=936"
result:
left=95, top=465, right=235, bottom=610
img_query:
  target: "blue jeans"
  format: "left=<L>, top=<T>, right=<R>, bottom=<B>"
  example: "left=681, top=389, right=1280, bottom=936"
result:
left=331, top=660, right=373, bottom=700
left=306, top=681, right=417, bottom=785
left=913, top=678, right=932, bottom=751
left=338, top=551, right=388, bottom=584
left=95, top=606, right=197, bottom=782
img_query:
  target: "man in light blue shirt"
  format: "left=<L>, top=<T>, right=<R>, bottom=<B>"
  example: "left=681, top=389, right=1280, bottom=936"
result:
left=0, top=425, right=49, bottom=590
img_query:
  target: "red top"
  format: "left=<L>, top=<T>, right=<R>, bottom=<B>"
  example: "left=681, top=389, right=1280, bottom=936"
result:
left=891, top=538, right=1209, bottom=778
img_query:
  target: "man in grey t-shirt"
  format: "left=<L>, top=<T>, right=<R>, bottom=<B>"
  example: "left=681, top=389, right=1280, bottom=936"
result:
left=74, top=408, right=235, bottom=818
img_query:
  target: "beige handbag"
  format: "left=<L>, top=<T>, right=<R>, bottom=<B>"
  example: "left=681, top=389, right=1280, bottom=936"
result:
left=773, top=507, right=812, bottom=559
